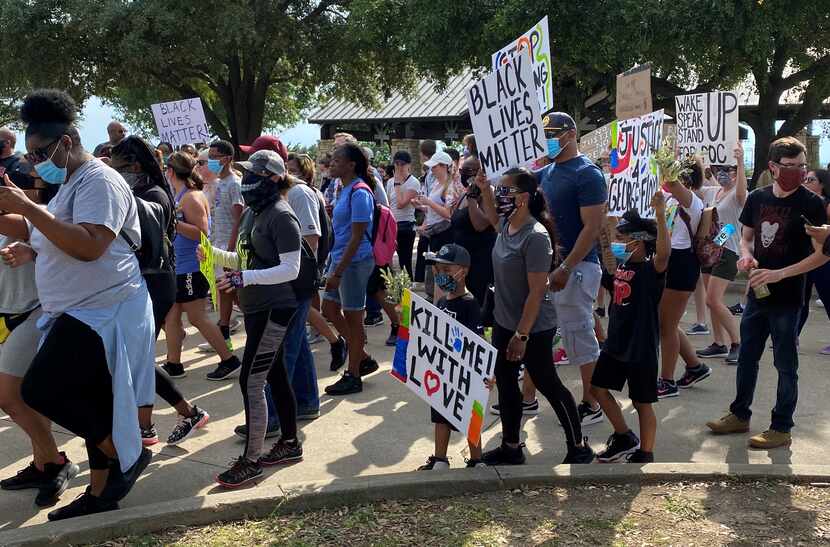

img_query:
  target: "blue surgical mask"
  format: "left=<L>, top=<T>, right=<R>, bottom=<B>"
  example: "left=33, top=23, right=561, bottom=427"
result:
left=610, top=242, right=633, bottom=263
left=547, top=138, right=562, bottom=159
left=435, top=272, right=458, bottom=293
left=207, top=158, right=223, bottom=174
left=34, top=144, right=69, bottom=185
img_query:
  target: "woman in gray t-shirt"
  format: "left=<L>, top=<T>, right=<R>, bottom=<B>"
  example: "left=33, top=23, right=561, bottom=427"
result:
left=484, top=167, right=593, bottom=466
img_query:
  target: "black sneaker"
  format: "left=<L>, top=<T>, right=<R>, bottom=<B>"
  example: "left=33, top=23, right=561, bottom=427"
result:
left=578, top=401, right=605, bottom=426
left=729, top=302, right=744, bottom=316
left=364, top=312, right=384, bottom=327
left=628, top=449, right=655, bottom=463
left=47, top=488, right=118, bottom=521
left=329, top=336, right=348, bottom=371
left=35, top=456, right=80, bottom=508
left=465, top=458, right=487, bottom=469
left=489, top=399, right=540, bottom=416
left=482, top=443, right=526, bottom=466
left=234, top=422, right=280, bottom=440
left=657, top=378, right=679, bottom=399
left=725, top=344, right=740, bottom=364
left=677, top=363, right=712, bottom=389
left=162, top=361, right=186, bottom=378
left=325, top=371, right=363, bottom=395
left=359, top=356, right=379, bottom=377
left=260, top=437, right=303, bottom=466
left=562, top=440, right=596, bottom=464
left=596, top=431, right=641, bottom=463
left=417, top=455, right=450, bottom=470
left=100, top=447, right=152, bottom=502
left=385, top=324, right=399, bottom=346
left=216, top=457, right=263, bottom=488
left=1, top=461, right=49, bottom=491
left=167, top=406, right=210, bottom=445
left=696, top=343, right=729, bottom=358
left=206, top=355, right=241, bottom=381
left=141, top=425, right=159, bottom=446
left=685, top=323, right=710, bottom=336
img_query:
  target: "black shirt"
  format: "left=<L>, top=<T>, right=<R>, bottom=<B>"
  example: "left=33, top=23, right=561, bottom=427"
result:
left=602, top=260, right=665, bottom=364
left=739, top=186, right=827, bottom=307
left=436, top=292, right=484, bottom=336
left=0, top=153, right=34, bottom=188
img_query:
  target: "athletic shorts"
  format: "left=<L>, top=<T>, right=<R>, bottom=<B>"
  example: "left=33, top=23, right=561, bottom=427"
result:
left=366, top=265, right=390, bottom=296
left=430, top=407, right=459, bottom=431
left=552, top=261, right=601, bottom=367
left=591, top=350, right=658, bottom=404
left=176, top=271, right=210, bottom=303
left=701, top=248, right=738, bottom=282
left=323, top=257, right=375, bottom=311
left=665, top=247, right=700, bottom=292
left=0, top=307, right=42, bottom=378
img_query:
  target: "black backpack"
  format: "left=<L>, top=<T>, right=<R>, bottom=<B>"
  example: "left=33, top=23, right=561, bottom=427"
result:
left=123, top=188, right=175, bottom=275
left=316, top=192, right=333, bottom=267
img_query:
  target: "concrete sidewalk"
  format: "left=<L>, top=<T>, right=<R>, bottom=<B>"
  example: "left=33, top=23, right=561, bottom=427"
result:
left=1, top=299, right=829, bottom=531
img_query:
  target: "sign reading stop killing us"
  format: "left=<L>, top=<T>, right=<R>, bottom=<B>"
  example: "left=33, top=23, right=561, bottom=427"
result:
left=151, top=98, right=210, bottom=147
left=675, top=91, right=739, bottom=166
left=391, top=290, right=494, bottom=446
left=467, top=53, right=547, bottom=180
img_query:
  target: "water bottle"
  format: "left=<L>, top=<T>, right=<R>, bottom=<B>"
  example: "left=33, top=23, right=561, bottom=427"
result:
left=750, top=269, right=771, bottom=299
left=713, top=223, right=735, bottom=247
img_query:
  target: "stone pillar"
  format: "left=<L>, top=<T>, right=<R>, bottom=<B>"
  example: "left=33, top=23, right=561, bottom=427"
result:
left=391, top=138, right=423, bottom=176
left=807, top=134, right=821, bottom=169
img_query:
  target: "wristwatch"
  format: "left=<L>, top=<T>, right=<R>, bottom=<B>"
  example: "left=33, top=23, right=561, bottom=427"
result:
left=513, top=331, right=529, bottom=342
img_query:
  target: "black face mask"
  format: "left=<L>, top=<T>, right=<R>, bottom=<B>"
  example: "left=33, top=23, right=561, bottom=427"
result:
left=241, top=172, right=279, bottom=212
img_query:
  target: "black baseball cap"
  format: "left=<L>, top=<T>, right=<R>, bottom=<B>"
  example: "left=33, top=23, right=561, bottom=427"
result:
left=393, top=150, right=412, bottom=164
left=542, top=112, right=576, bottom=132
left=424, top=244, right=471, bottom=267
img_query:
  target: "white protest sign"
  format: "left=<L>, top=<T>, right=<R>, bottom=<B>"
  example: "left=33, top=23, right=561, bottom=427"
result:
left=675, top=91, right=739, bottom=166
left=467, top=54, right=547, bottom=180
left=390, top=290, right=493, bottom=445
left=606, top=109, right=664, bottom=219
left=151, top=98, right=210, bottom=147
left=491, top=16, right=553, bottom=113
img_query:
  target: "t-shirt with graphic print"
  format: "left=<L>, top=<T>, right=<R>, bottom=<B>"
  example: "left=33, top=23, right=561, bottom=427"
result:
left=436, top=292, right=484, bottom=337
left=739, top=185, right=827, bottom=307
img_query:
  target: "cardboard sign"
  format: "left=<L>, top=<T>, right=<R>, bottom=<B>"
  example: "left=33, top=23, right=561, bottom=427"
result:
left=467, top=54, right=547, bottom=180
left=491, top=16, right=553, bottom=113
left=675, top=91, right=739, bottom=166
left=151, top=98, right=210, bottom=146
left=391, top=290, right=494, bottom=446
left=606, top=110, right=664, bottom=219
left=199, top=232, right=218, bottom=311
left=616, top=65, right=653, bottom=120
left=580, top=122, right=614, bottom=162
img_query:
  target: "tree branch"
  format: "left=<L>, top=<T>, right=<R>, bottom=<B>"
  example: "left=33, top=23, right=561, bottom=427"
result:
left=780, top=55, right=830, bottom=89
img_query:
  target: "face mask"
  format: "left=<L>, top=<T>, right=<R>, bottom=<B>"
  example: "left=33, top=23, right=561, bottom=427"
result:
left=462, top=146, right=470, bottom=158
left=495, top=188, right=517, bottom=219
left=547, top=138, right=562, bottom=159
left=435, top=272, right=458, bottom=293
left=120, top=172, right=146, bottom=189
left=241, top=173, right=279, bottom=212
left=610, top=241, right=633, bottom=264
left=207, top=158, right=223, bottom=174
left=716, top=171, right=731, bottom=187
left=34, top=143, right=69, bottom=185
left=775, top=164, right=805, bottom=192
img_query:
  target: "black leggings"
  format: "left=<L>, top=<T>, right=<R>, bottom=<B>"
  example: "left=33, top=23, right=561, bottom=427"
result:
left=396, top=222, right=416, bottom=279
left=493, top=324, right=582, bottom=447
left=22, top=314, right=114, bottom=470
left=240, top=308, right=296, bottom=462
left=145, top=272, right=185, bottom=408
left=414, top=234, right=429, bottom=282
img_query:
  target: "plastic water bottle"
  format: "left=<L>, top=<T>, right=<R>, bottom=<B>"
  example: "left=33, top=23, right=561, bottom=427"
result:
left=713, top=224, right=735, bottom=247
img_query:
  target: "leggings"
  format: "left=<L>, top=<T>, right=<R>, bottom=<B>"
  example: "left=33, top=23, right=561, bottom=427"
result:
left=22, top=314, right=114, bottom=470
left=798, top=261, right=830, bottom=335
left=414, top=234, right=429, bottom=282
left=145, top=272, right=185, bottom=408
left=240, top=307, right=296, bottom=462
left=493, top=323, right=582, bottom=447
left=396, top=222, right=416, bottom=279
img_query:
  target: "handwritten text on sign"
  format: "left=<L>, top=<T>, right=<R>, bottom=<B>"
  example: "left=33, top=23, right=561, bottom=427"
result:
left=491, top=16, right=553, bottom=114
left=391, top=290, right=493, bottom=445
left=675, top=91, right=739, bottom=166
left=467, top=54, right=546, bottom=180
left=607, top=110, right=664, bottom=219
left=151, top=98, right=210, bottom=147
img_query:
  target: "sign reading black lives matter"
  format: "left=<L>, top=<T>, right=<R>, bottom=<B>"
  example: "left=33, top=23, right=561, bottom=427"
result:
left=151, top=98, right=210, bottom=147
left=675, top=91, right=739, bottom=166
left=466, top=54, right=546, bottom=180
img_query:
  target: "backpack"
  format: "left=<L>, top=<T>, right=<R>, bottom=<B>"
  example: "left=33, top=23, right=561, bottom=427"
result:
left=349, top=182, right=398, bottom=266
left=679, top=206, right=723, bottom=269
left=315, top=191, right=333, bottom=267
left=122, top=194, right=175, bottom=274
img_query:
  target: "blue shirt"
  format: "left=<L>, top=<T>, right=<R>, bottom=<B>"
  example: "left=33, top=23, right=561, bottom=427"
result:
left=538, top=155, right=607, bottom=264
left=331, top=178, right=374, bottom=264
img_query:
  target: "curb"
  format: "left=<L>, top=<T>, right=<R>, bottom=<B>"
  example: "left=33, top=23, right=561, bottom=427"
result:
left=2, top=463, right=829, bottom=546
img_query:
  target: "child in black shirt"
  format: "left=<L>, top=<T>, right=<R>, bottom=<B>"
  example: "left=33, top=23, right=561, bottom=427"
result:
left=590, top=192, right=670, bottom=463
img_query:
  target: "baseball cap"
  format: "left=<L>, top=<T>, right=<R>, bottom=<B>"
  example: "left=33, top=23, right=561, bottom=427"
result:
left=239, top=135, right=289, bottom=162
left=423, top=150, right=453, bottom=168
left=542, top=112, right=576, bottom=133
left=362, top=146, right=374, bottom=161
left=424, top=244, right=471, bottom=267
left=393, top=150, right=412, bottom=164
left=235, top=150, right=285, bottom=177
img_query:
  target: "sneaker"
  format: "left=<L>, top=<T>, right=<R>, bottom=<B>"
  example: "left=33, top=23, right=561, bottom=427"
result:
left=216, top=457, right=263, bottom=488
left=167, top=406, right=210, bottom=445
left=141, top=425, right=159, bottom=446
left=100, top=448, right=152, bottom=503
left=228, top=316, right=243, bottom=334
left=562, top=439, right=596, bottom=464
left=260, top=437, right=303, bottom=466
left=729, top=302, right=744, bottom=316
left=417, top=456, right=450, bottom=470
left=696, top=343, right=728, bottom=358
left=206, top=355, right=242, bottom=381
left=35, top=456, right=80, bottom=508
left=359, top=355, right=379, bottom=377
left=162, top=361, right=186, bottom=378
left=628, top=449, right=655, bottom=463
left=657, top=378, right=679, bottom=399
left=553, top=347, right=569, bottom=365
left=465, top=458, right=488, bottom=468
left=817, top=298, right=823, bottom=306
left=706, top=413, right=750, bottom=434
left=329, top=336, right=348, bottom=371
left=677, top=364, right=712, bottom=389
left=685, top=323, right=710, bottom=335
left=47, top=488, right=118, bottom=521
left=196, top=342, right=217, bottom=354
left=325, top=372, right=363, bottom=396
left=596, top=431, right=640, bottom=463
left=595, top=306, right=606, bottom=318
left=748, top=429, right=792, bottom=449
left=578, top=401, right=605, bottom=426
left=364, top=312, right=384, bottom=327
left=1, top=462, right=49, bottom=491
left=490, top=399, right=539, bottom=416
left=234, top=423, right=280, bottom=440
left=297, top=408, right=320, bottom=421
left=482, top=443, right=526, bottom=465
left=385, top=324, right=399, bottom=346
left=726, top=344, right=740, bottom=364
left=820, top=345, right=830, bottom=356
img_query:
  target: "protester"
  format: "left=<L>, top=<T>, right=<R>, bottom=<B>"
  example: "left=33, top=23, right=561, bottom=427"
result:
left=484, top=167, right=594, bottom=466
left=239, top=135, right=289, bottom=162
left=413, top=140, right=437, bottom=284
left=196, top=148, right=218, bottom=216
left=92, top=121, right=127, bottom=158
left=798, top=168, right=830, bottom=350
left=462, top=134, right=477, bottom=159
left=318, top=153, right=333, bottom=196
left=707, top=137, right=828, bottom=449
left=162, top=152, right=241, bottom=380
left=179, top=144, right=198, bottom=159
left=386, top=150, right=420, bottom=280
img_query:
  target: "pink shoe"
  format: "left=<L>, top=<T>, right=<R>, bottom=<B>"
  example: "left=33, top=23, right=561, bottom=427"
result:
left=554, top=347, right=569, bottom=365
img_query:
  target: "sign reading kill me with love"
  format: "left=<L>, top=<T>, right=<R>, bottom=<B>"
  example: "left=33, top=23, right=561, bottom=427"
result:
left=391, top=290, right=494, bottom=446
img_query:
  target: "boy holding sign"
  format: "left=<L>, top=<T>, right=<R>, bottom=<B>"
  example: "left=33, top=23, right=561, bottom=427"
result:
left=417, top=244, right=490, bottom=470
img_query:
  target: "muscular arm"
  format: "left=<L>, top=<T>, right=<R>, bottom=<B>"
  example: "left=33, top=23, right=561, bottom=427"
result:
left=562, top=203, right=604, bottom=269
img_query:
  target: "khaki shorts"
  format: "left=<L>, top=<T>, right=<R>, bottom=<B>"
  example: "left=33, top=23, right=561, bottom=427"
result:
left=702, top=248, right=738, bottom=282
left=0, top=308, right=42, bottom=378
left=552, top=261, right=601, bottom=367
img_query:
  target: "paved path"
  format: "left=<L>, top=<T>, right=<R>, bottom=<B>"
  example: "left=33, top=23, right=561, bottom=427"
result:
left=1, top=295, right=829, bottom=530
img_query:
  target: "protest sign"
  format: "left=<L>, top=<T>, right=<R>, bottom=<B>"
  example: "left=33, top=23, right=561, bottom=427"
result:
left=491, top=16, right=553, bottom=113
left=391, top=290, right=494, bottom=445
left=606, top=109, right=664, bottom=219
left=199, top=232, right=218, bottom=311
left=467, top=53, right=547, bottom=180
left=616, top=65, right=653, bottom=120
left=151, top=98, right=210, bottom=147
left=580, top=122, right=613, bottom=162
left=675, top=91, right=739, bottom=166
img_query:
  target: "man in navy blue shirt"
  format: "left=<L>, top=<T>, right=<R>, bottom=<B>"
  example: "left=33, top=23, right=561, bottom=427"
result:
left=537, top=112, right=608, bottom=427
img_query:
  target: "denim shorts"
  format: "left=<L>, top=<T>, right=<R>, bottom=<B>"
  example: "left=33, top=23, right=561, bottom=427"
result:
left=552, top=261, right=602, bottom=367
left=323, top=257, right=375, bottom=311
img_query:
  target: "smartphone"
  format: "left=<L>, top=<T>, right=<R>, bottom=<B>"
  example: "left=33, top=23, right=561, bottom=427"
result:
left=801, top=215, right=814, bottom=227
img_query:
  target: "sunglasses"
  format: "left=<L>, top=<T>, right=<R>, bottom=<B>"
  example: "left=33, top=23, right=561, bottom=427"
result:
left=495, top=185, right=523, bottom=196
left=26, top=137, right=61, bottom=164
left=197, top=160, right=208, bottom=166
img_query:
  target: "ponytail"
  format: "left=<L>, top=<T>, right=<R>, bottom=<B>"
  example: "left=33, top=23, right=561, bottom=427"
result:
left=167, top=151, right=204, bottom=190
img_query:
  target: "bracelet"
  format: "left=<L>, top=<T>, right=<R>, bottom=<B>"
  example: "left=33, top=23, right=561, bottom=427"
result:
left=558, top=263, right=572, bottom=274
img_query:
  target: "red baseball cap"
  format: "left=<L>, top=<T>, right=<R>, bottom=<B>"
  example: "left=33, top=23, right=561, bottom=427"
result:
left=239, top=135, right=288, bottom=162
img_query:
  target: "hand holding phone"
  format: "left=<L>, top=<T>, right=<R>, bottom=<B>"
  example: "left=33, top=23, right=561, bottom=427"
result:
left=801, top=215, right=814, bottom=227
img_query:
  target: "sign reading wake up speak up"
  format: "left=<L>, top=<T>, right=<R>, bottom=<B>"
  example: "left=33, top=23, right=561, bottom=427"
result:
left=391, top=290, right=494, bottom=445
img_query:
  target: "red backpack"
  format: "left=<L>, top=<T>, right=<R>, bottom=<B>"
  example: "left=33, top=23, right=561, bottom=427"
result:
left=350, top=182, right=398, bottom=266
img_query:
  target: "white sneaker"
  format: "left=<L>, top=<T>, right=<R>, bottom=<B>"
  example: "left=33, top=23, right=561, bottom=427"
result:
left=228, top=317, right=243, bottom=334
left=197, top=342, right=216, bottom=354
